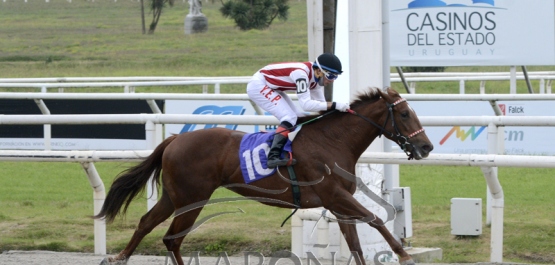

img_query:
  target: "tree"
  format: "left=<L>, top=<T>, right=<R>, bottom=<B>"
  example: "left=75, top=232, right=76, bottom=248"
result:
left=219, top=0, right=289, bottom=31
left=141, top=0, right=175, bottom=34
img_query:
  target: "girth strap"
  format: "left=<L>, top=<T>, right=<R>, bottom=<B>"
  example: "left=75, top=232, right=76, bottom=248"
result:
left=280, top=160, right=301, bottom=227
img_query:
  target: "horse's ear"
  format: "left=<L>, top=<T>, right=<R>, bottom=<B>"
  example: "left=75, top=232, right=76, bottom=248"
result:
left=385, top=87, right=400, bottom=97
left=375, top=87, right=389, bottom=100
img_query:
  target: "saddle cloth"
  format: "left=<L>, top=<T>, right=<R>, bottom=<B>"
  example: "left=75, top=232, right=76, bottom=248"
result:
left=238, top=131, right=293, bottom=184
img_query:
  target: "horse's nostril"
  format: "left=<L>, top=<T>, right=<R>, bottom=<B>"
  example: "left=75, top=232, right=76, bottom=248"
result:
left=423, top=144, right=434, bottom=152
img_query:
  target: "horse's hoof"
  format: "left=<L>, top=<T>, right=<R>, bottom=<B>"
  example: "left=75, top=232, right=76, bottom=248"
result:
left=99, top=257, right=127, bottom=265
left=399, top=258, right=415, bottom=265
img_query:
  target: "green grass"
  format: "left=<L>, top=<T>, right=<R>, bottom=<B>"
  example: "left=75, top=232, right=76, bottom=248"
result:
left=0, top=161, right=554, bottom=263
left=0, top=0, right=308, bottom=81
left=1, top=0, right=555, bottom=263
left=1, top=1, right=554, bottom=93
left=0, top=161, right=291, bottom=255
left=401, top=166, right=555, bottom=264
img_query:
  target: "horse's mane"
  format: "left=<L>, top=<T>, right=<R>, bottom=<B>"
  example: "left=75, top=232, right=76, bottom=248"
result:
left=296, top=87, right=382, bottom=124
left=350, top=88, right=382, bottom=109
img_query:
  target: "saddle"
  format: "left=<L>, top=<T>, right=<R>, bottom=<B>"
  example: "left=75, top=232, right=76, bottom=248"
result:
left=238, top=131, right=293, bottom=184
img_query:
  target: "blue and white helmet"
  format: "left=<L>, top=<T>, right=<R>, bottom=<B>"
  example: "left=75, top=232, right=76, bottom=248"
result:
left=314, top=53, right=343, bottom=74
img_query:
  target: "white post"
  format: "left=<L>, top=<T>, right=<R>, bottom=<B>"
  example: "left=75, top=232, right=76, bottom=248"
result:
left=382, top=0, right=396, bottom=197
left=510, top=66, right=517, bottom=94
left=485, top=122, right=498, bottom=226
left=291, top=214, right=303, bottom=257
left=145, top=120, right=158, bottom=211
left=81, top=162, right=107, bottom=255
left=306, top=0, right=324, bottom=61
left=481, top=123, right=504, bottom=263
left=317, top=219, right=330, bottom=259
left=34, top=99, right=52, bottom=150
left=459, top=79, right=465, bottom=94
left=345, top=0, right=390, bottom=260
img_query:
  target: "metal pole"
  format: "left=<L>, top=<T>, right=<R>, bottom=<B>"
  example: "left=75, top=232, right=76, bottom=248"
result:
left=521, top=66, right=534, bottom=94
left=396, top=67, right=411, bottom=93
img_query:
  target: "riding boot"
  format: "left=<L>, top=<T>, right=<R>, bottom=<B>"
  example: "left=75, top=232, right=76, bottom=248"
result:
left=267, top=134, right=297, bottom=168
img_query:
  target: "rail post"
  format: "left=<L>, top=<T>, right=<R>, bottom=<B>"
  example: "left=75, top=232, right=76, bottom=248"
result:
left=482, top=123, right=504, bottom=262
left=145, top=120, right=158, bottom=211
left=81, top=162, right=107, bottom=255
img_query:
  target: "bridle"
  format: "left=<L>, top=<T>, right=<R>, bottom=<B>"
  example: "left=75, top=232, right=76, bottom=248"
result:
left=347, top=98, right=425, bottom=160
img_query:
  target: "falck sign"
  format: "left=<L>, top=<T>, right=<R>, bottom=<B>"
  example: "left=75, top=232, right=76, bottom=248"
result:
left=389, top=0, right=555, bottom=66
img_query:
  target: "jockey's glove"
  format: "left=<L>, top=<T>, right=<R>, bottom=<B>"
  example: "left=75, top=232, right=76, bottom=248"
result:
left=334, top=102, right=350, bottom=112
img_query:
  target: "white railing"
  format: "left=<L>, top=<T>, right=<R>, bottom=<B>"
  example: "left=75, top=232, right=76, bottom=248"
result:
left=0, top=150, right=150, bottom=255
left=1, top=91, right=554, bottom=262
left=1, top=113, right=554, bottom=261
left=0, top=71, right=553, bottom=94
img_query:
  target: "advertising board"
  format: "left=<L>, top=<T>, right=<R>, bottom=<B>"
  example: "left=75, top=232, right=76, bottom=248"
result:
left=165, top=100, right=272, bottom=137
left=390, top=0, right=555, bottom=66
left=410, top=100, right=555, bottom=155
left=166, top=99, right=555, bottom=156
left=0, top=99, right=163, bottom=150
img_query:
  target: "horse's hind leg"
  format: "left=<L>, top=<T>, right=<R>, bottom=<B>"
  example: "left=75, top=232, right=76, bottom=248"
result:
left=103, top=188, right=175, bottom=264
left=162, top=207, right=205, bottom=265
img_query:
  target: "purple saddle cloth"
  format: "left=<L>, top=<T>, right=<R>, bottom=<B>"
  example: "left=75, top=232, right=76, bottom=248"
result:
left=238, top=131, right=292, bottom=184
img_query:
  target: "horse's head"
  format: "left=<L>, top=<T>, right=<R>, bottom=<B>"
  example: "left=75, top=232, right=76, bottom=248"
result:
left=373, top=88, right=433, bottom=160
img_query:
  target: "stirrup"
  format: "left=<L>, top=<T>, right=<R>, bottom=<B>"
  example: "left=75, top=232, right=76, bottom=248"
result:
left=267, top=158, right=297, bottom=168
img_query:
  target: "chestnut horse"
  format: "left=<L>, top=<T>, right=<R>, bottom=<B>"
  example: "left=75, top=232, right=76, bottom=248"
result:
left=94, top=87, right=433, bottom=265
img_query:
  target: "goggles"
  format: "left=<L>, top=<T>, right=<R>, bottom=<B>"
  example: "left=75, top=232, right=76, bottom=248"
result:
left=315, top=58, right=339, bottom=81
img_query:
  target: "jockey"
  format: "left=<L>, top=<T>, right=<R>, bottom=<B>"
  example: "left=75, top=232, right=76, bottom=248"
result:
left=246, top=53, right=350, bottom=168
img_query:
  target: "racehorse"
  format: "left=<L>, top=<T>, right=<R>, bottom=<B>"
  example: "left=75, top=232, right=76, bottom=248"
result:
left=94, top=87, right=433, bottom=265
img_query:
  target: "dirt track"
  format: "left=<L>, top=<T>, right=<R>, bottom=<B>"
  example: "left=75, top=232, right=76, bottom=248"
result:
left=0, top=250, right=533, bottom=265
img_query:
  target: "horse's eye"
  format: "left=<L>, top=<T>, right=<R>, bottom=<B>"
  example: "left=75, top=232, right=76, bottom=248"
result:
left=401, top=111, right=409, bottom=118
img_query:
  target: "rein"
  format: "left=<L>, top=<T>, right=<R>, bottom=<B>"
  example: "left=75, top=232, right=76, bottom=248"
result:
left=347, top=98, right=424, bottom=160
left=272, top=110, right=338, bottom=136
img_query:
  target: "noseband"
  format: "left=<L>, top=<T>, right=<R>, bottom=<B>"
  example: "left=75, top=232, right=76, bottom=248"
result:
left=348, top=98, right=425, bottom=160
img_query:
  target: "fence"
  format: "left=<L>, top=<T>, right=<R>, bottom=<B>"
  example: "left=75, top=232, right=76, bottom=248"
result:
left=1, top=86, right=555, bottom=261
left=0, top=71, right=554, bottom=94
left=1, top=111, right=555, bottom=261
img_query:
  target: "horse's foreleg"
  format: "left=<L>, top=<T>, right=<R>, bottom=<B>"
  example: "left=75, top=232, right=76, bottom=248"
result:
left=327, top=193, right=415, bottom=265
left=368, top=219, right=414, bottom=265
left=102, top=189, right=175, bottom=264
left=337, top=222, right=365, bottom=265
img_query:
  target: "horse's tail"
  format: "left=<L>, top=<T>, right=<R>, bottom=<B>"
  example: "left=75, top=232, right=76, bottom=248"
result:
left=93, top=135, right=178, bottom=224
